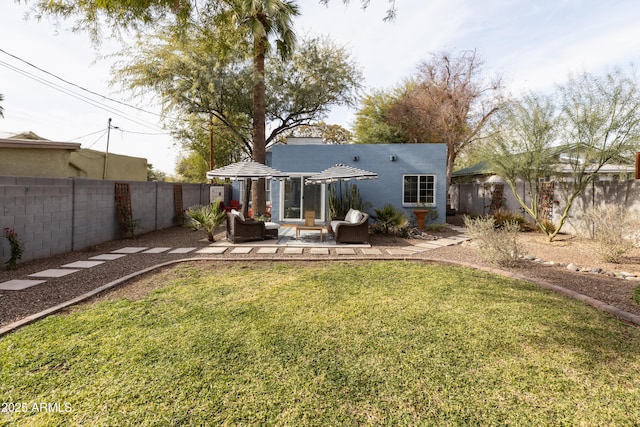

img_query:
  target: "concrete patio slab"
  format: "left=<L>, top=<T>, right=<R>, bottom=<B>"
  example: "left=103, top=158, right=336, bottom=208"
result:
left=168, top=248, right=197, bottom=254
left=196, top=247, right=228, bottom=254
left=385, top=248, right=418, bottom=256
left=336, top=248, right=356, bottom=255
left=361, top=248, right=383, bottom=255
left=61, top=261, right=105, bottom=268
left=429, top=238, right=464, bottom=246
left=111, top=247, right=149, bottom=254
left=142, top=247, right=172, bottom=254
left=89, top=254, right=128, bottom=261
left=309, top=248, right=329, bottom=255
left=257, top=247, right=279, bottom=254
left=0, top=279, right=47, bottom=291
left=283, top=247, right=304, bottom=255
left=230, top=247, right=253, bottom=254
left=414, top=242, right=441, bottom=249
left=29, top=269, right=80, bottom=278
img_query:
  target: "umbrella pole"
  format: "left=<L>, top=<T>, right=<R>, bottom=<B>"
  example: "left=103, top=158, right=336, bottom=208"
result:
left=243, top=180, right=251, bottom=218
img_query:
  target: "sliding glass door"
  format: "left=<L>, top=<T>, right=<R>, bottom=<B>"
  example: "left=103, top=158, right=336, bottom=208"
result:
left=282, top=176, right=324, bottom=222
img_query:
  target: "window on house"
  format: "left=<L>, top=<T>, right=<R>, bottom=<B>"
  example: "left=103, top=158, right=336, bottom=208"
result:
left=403, top=175, right=435, bottom=206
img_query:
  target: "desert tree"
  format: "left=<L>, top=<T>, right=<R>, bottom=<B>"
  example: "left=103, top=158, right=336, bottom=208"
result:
left=487, top=67, right=640, bottom=242
left=387, top=50, right=504, bottom=191
left=484, top=93, right=560, bottom=235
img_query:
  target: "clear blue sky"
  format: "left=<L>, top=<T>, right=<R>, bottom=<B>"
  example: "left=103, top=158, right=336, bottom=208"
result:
left=1, top=0, right=639, bottom=174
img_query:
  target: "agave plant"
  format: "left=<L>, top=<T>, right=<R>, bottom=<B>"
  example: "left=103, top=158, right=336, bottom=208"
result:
left=184, top=200, right=227, bottom=242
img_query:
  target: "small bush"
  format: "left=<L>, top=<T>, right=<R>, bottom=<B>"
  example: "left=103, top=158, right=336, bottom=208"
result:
left=371, top=204, right=408, bottom=234
left=577, top=205, right=640, bottom=263
left=464, top=215, right=523, bottom=267
left=491, top=209, right=530, bottom=231
left=536, top=218, right=557, bottom=235
left=634, top=286, right=640, bottom=306
left=185, top=200, right=226, bottom=242
left=423, top=222, right=449, bottom=232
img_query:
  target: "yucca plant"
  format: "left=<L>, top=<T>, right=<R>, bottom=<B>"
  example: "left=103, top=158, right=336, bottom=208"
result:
left=184, top=200, right=226, bottom=242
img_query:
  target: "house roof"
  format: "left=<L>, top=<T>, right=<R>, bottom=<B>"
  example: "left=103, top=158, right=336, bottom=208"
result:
left=452, top=161, right=493, bottom=177
left=0, top=137, right=81, bottom=151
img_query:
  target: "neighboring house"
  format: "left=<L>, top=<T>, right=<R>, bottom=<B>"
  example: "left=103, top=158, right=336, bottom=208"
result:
left=450, top=159, right=639, bottom=233
left=0, top=136, right=81, bottom=178
left=0, top=133, right=148, bottom=181
left=252, top=139, right=448, bottom=224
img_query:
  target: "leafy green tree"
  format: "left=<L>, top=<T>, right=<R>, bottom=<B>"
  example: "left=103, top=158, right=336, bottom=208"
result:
left=484, top=93, right=560, bottom=235
left=146, top=163, right=167, bottom=181
left=115, top=30, right=361, bottom=178
left=487, top=68, right=640, bottom=242
left=352, top=88, right=405, bottom=144
left=278, top=122, right=352, bottom=144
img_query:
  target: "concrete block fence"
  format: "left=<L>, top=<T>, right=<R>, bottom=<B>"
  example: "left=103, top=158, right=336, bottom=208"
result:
left=0, top=176, right=211, bottom=264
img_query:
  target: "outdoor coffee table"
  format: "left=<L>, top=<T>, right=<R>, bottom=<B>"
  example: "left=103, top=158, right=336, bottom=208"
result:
left=295, top=225, right=325, bottom=242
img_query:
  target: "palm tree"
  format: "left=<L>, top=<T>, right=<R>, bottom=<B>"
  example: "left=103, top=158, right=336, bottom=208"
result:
left=230, top=0, right=299, bottom=216
left=0, top=94, right=4, bottom=118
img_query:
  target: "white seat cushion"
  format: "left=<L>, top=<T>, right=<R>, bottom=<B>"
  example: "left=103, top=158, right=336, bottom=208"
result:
left=331, top=220, right=347, bottom=231
left=264, top=222, right=280, bottom=230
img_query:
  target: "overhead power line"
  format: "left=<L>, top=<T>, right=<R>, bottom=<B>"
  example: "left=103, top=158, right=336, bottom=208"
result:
left=0, top=47, right=165, bottom=120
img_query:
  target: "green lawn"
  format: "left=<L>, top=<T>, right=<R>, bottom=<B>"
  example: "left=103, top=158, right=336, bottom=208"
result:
left=2, top=261, right=640, bottom=426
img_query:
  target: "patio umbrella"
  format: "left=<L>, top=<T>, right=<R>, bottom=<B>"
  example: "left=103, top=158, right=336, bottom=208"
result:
left=305, top=164, right=378, bottom=220
left=206, top=160, right=289, bottom=181
left=305, top=163, right=378, bottom=185
left=205, top=160, right=289, bottom=217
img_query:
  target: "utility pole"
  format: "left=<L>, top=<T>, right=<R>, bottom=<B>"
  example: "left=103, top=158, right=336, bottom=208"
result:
left=103, top=118, right=118, bottom=179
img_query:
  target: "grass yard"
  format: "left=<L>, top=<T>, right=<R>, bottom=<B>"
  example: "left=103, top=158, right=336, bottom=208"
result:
left=2, top=261, right=640, bottom=426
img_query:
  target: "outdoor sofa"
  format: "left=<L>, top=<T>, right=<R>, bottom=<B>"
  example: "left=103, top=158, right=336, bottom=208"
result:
left=226, top=210, right=280, bottom=243
left=328, top=208, right=370, bottom=244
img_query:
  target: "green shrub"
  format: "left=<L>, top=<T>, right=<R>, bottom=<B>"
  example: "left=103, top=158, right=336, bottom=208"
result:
left=634, top=286, right=640, bottom=306
left=185, top=199, right=226, bottom=242
left=3, top=226, right=24, bottom=270
left=371, top=203, right=408, bottom=234
left=491, top=209, right=530, bottom=231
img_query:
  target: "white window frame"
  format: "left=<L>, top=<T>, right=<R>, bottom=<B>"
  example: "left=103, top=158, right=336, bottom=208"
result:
left=402, top=174, right=436, bottom=207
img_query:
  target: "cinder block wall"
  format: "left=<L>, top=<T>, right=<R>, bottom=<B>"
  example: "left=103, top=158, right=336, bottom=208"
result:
left=0, top=176, right=211, bottom=264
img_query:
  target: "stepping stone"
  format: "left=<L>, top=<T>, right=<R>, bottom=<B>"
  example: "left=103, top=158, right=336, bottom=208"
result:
left=168, top=248, right=197, bottom=254
left=0, top=279, right=47, bottom=291
left=429, top=238, right=461, bottom=247
left=29, top=269, right=80, bottom=278
left=309, top=248, right=329, bottom=255
left=142, top=247, right=172, bottom=254
left=361, top=248, right=383, bottom=255
left=385, top=248, right=417, bottom=256
left=111, top=247, right=148, bottom=254
left=414, top=242, right=441, bottom=249
left=89, top=254, right=127, bottom=260
left=196, top=247, right=228, bottom=254
left=283, top=247, right=303, bottom=255
left=336, top=248, right=356, bottom=255
left=230, top=247, right=253, bottom=254
left=61, top=260, right=105, bottom=268
left=257, top=247, right=279, bottom=254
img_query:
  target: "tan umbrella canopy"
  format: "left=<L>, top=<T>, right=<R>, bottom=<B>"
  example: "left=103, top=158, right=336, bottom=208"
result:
left=305, top=163, right=378, bottom=184
left=206, top=160, right=289, bottom=181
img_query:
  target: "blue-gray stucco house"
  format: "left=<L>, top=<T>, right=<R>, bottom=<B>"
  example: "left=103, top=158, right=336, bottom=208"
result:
left=260, top=140, right=447, bottom=224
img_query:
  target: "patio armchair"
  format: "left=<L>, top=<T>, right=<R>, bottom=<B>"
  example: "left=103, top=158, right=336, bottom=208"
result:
left=226, top=211, right=265, bottom=243
left=329, top=208, right=370, bottom=244
left=226, top=210, right=280, bottom=243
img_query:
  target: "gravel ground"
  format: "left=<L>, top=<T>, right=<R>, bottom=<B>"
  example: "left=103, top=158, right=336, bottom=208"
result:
left=2, top=220, right=640, bottom=329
